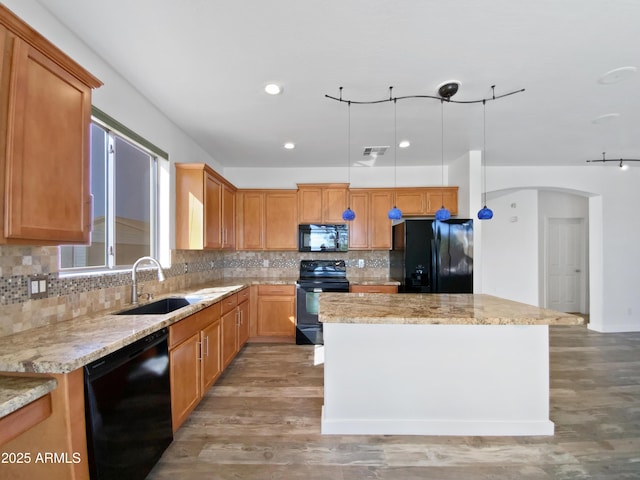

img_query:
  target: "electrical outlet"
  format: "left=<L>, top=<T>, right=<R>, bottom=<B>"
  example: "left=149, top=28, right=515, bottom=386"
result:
left=263, top=259, right=270, bottom=268
left=28, top=274, right=48, bottom=299
left=358, top=259, right=365, bottom=268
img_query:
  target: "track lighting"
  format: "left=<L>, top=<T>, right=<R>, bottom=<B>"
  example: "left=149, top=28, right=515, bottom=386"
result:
left=586, top=152, right=639, bottom=170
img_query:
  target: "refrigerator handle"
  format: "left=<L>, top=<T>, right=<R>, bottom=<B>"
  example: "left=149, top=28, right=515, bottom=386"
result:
left=430, top=238, right=438, bottom=292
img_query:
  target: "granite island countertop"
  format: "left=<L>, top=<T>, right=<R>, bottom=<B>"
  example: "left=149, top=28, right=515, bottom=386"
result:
left=318, top=292, right=585, bottom=325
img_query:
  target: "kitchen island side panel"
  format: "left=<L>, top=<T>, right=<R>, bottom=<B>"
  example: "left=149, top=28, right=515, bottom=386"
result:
left=322, top=323, right=553, bottom=436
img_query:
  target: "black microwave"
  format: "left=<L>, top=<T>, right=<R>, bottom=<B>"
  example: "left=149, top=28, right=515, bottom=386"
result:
left=298, top=224, right=349, bottom=252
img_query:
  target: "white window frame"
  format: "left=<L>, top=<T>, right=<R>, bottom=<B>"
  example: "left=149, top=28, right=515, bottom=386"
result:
left=59, top=109, right=168, bottom=275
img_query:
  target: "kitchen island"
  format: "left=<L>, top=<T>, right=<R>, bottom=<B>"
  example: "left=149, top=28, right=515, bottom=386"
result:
left=318, top=293, right=584, bottom=436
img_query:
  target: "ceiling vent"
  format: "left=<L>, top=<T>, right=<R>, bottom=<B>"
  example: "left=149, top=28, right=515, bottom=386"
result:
left=363, top=146, right=388, bottom=156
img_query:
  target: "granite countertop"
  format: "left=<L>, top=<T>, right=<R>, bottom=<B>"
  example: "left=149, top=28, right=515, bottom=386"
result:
left=0, top=376, right=57, bottom=419
left=0, top=281, right=254, bottom=375
left=318, top=292, right=585, bottom=326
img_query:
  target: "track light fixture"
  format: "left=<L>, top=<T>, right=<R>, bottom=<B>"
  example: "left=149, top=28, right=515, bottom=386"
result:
left=586, top=152, right=639, bottom=170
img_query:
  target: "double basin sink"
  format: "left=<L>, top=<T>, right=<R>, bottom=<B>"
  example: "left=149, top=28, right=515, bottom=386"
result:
left=116, top=296, right=205, bottom=315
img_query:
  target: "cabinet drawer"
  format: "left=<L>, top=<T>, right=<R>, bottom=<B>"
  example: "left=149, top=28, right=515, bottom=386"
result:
left=350, top=285, right=398, bottom=294
left=170, top=310, right=207, bottom=348
left=258, top=284, right=295, bottom=296
left=237, top=287, right=250, bottom=303
left=220, top=293, right=238, bottom=314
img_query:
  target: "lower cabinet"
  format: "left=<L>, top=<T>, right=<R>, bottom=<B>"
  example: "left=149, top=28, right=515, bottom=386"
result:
left=350, top=284, right=398, bottom=294
left=169, top=301, right=221, bottom=431
left=220, top=287, right=250, bottom=368
left=255, top=284, right=296, bottom=341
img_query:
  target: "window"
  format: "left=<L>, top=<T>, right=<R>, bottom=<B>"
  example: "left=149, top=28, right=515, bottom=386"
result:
left=60, top=113, right=165, bottom=272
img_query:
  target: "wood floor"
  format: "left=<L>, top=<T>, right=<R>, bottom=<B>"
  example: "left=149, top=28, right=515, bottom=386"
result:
left=147, top=326, right=640, bottom=480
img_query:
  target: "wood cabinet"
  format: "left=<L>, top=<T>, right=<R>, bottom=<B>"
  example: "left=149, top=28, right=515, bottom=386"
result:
left=236, top=190, right=297, bottom=250
left=222, top=183, right=235, bottom=249
left=350, top=284, right=398, bottom=294
left=220, top=293, right=239, bottom=368
left=175, top=163, right=236, bottom=250
left=169, top=301, right=221, bottom=431
left=0, top=391, right=52, bottom=447
left=220, top=287, right=250, bottom=368
left=0, top=6, right=102, bottom=245
left=237, top=287, right=250, bottom=348
left=348, top=189, right=395, bottom=250
left=394, top=187, right=458, bottom=216
left=254, top=284, right=296, bottom=340
left=297, top=183, right=348, bottom=223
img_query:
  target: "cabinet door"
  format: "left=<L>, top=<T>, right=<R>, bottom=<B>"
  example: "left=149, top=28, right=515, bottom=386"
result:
left=298, top=187, right=322, bottom=223
left=265, top=192, right=298, bottom=250
left=169, top=332, right=201, bottom=431
left=426, top=187, right=458, bottom=215
left=369, top=190, right=394, bottom=249
left=348, top=191, right=369, bottom=249
left=222, top=183, right=235, bottom=249
left=395, top=190, right=425, bottom=215
left=221, top=309, right=238, bottom=368
left=237, top=192, right=264, bottom=250
left=257, top=296, right=295, bottom=337
left=322, top=188, right=348, bottom=223
left=237, top=300, right=250, bottom=348
left=201, top=320, right=221, bottom=391
left=4, top=38, right=92, bottom=243
left=205, top=173, right=222, bottom=249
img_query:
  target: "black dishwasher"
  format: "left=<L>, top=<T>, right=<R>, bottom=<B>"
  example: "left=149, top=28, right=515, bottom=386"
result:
left=84, top=328, right=172, bottom=480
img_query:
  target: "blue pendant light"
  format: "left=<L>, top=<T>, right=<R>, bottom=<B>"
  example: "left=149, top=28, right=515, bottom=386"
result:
left=436, top=98, right=451, bottom=221
left=477, top=96, right=494, bottom=220
left=388, top=92, right=403, bottom=220
left=341, top=93, right=356, bottom=221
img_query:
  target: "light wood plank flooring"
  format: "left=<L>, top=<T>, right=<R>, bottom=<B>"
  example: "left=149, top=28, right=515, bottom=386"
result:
left=147, top=326, right=640, bottom=479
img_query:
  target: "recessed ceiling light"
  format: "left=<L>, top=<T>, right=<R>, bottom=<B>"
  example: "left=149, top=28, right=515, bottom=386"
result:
left=283, top=142, right=295, bottom=149
left=597, top=66, right=637, bottom=85
left=399, top=140, right=411, bottom=148
left=265, top=83, right=282, bottom=95
left=592, top=113, right=620, bottom=124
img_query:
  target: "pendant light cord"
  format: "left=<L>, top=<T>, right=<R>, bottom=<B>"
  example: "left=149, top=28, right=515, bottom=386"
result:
left=393, top=94, right=397, bottom=190
left=440, top=99, right=445, bottom=188
left=347, top=99, right=351, bottom=186
left=483, top=99, right=487, bottom=206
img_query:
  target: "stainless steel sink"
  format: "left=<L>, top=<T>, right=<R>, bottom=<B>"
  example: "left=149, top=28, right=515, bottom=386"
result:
left=115, top=296, right=204, bottom=315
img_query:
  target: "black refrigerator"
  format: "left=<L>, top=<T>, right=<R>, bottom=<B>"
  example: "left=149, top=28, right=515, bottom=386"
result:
left=390, top=219, right=473, bottom=293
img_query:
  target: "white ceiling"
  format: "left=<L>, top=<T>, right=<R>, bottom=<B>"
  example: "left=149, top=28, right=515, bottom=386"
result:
left=37, top=0, right=640, bottom=169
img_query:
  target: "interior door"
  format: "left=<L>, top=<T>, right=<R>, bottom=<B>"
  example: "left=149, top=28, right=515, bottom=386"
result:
left=546, top=218, right=586, bottom=313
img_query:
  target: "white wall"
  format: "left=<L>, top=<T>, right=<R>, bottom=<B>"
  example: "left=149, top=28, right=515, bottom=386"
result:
left=487, top=166, right=640, bottom=332
left=224, top=165, right=448, bottom=189
left=481, top=189, right=540, bottom=305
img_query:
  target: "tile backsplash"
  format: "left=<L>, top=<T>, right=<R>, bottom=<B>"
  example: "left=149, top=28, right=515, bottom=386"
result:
left=0, top=246, right=390, bottom=337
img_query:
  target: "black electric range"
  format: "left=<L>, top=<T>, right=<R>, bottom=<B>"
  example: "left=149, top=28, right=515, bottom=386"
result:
left=296, top=260, right=349, bottom=345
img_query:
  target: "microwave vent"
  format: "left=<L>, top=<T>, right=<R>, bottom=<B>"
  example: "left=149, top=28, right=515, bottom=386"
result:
left=363, top=146, right=388, bottom=156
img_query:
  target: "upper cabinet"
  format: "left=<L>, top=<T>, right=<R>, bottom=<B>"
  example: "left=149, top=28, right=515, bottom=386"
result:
left=175, top=163, right=236, bottom=250
left=348, top=189, right=395, bottom=250
left=236, top=190, right=298, bottom=250
left=297, top=183, right=348, bottom=224
left=394, top=187, right=458, bottom=216
left=0, top=5, right=102, bottom=245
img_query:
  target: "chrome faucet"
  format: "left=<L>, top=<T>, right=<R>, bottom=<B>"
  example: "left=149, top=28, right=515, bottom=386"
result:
left=131, top=256, right=166, bottom=304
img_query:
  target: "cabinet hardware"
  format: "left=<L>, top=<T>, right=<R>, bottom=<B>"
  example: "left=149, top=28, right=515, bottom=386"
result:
left=204, top=335, right=209, bottom=357
left=197, top=341, right=202, bottom=361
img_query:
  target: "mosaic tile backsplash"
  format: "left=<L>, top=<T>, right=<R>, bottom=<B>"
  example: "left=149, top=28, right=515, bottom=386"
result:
left=0, top=246, right=390, bottom=337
